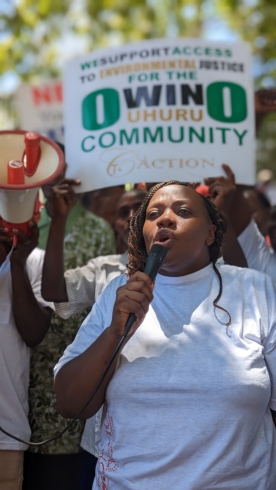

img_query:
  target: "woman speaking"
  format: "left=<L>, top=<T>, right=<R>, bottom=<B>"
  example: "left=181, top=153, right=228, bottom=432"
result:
left=54, top=181, right=276, bottom=489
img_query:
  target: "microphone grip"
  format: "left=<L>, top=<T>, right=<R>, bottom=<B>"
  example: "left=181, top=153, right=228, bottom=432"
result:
left=123, top=312, right=137, bottom=337
left=122, top=244, right=168, bottom=338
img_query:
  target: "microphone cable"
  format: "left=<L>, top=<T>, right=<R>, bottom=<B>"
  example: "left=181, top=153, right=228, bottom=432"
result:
left=0, top=243, right=168, bottom=447
left=0, top=334, right=126, bottom=447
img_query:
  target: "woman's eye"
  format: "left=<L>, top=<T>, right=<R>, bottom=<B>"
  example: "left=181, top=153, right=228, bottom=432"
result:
left=147, top=211, right=159, bottom=218
left=179, top=208, right=189, bottom=215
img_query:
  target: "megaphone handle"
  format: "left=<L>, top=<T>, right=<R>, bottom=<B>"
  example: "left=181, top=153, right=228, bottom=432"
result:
left=33, top=193, right=43, bottom=222
left=1, top=219, right=30, bottom=242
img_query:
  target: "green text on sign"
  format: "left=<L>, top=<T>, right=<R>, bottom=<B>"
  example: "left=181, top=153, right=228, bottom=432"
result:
left=82, top=89, right=120, bottom=130
left=206, top=82, right=247, bottom=123
left=82, top=82, right=248, bottom=130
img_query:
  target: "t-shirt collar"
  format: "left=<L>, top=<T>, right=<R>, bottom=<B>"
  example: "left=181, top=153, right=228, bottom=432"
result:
left=156, top=263, right=213, bottom=286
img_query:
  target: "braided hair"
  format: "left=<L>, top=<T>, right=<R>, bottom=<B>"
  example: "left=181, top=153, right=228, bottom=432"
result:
left=127, top=180, right=231, bottom=326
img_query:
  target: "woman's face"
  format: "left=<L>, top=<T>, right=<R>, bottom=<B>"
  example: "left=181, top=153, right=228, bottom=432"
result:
left=143, top=185, right=216, bottom=277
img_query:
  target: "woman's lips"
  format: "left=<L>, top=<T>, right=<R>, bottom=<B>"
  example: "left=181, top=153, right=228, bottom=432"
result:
left=154, top=238, right=173, bottom=246
left=154, top=230, right=174, bottom=246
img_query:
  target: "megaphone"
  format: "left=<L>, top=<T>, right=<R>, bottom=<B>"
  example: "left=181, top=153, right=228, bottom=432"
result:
left=0, top=130, right=64, bottom=245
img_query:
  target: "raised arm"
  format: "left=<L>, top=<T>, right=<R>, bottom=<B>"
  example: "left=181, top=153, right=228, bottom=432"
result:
left=9, top=223, right=52, bottom=347
left=41, top=178, right=80, bottom=302
left=255, top=89, right=276, bottom=132
left=54, top=272, right=153, bottom=420
left=205, top=164, right=248, bottom=267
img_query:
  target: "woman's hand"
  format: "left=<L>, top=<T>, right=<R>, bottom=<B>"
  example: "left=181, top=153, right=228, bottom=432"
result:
left=255, top=89, right=276, bottom=114
left=0, top=226, right=12, bottom=265
left=109, top=272, right=154, bottom=338
left=10, top=222, right=39, bottom=266
left=255, top=89, right=276, bottom=130
left=43, top=178, right=81, bottom=219
left=204, top=164, right=236, bottom=217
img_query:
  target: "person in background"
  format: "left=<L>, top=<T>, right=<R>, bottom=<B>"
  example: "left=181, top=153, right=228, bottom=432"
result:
left=205, top=165, right=276, bottom=282
left=243, top=188, right=271, bottom=238
left=41, top=186, right=146, bottom=490
left=79, top=186, right=126, bottom=253
left=0, top=223, right=53, bottom=490
left=255, top=88, right=276, bottom=131
left=199, top=165, right=248, bottom=269
left=267, top=205, right=276, bottom=251
left=80, top=186, right=125, bottom=229
left=23, top=174, right=116, bottom=490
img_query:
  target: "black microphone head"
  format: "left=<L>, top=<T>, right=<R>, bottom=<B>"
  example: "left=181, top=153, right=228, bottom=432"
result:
left=148, top=244, right=168, bottom=261
left=144, top=244, right=168, bottom=281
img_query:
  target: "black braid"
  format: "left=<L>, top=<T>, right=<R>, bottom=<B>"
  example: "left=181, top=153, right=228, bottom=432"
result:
left=128, top=180, right=231, bottom=327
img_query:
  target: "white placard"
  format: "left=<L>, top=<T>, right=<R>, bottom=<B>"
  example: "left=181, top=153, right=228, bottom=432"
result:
left=64, top=38, right=255, bottom=192
left=15, top=81, right=64, bottom=143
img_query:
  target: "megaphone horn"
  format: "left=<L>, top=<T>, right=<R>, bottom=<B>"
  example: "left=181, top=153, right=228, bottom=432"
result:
left=0, top=130, right=65, bottom=245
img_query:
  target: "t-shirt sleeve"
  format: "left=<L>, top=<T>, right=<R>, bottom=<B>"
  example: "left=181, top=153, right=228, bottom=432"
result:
left=54, top=274, right=126, bottom=377
left=55, top=260, right=97, bottom=319
left=238, top=220, right=276, bottom=281
left=265, top=330, right=276, bottom=411
left=261, top=276, right=276, bottom=410
left=26, top=248, right=54, bottom=310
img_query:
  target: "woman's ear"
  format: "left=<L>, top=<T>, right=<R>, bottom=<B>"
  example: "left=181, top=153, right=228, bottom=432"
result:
left=206, top=224, right=216, bottom=246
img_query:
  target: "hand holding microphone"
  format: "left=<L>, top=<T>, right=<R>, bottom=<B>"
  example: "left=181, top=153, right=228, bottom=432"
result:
left=110, top=244, right=168, bottom=339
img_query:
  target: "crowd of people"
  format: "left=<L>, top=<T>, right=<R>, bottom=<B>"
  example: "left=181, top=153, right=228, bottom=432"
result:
left=0, top=89, right=276, bottom=489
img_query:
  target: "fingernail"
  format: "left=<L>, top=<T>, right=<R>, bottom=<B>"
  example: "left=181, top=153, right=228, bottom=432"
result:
left=3, top=228, right=8, bottom=232
left=13, top=229, right=18, bottom=233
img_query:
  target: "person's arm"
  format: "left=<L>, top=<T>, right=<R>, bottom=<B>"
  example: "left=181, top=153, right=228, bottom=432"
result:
left=255, top=89, right=276, bottom=132
left=55, top=261, right=98, bottom=319
left=205, top=164, right=248, bottom=267
left=41, top=178, right=80, bottom=302
left=9, top=223, right=52, bottom=347
left=54, top=271, right=153, bottom=419
left=220, top=223, right=247, bottom=267
left=206, top=165, right=251, bottom=238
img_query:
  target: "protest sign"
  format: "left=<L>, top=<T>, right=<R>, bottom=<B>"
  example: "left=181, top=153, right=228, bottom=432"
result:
left=64, top=38, right=255, bottom=192
left=15, top=81, right=64, bottom=143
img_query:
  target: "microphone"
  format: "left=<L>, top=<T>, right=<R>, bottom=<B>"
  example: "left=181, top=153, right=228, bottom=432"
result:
left=123, top=244, right=168, bottom=337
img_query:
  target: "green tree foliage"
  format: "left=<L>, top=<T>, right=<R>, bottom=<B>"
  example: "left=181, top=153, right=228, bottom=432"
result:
left=0, top=0, right=212, bottom=81
left=1, top=0, right=275, bottom=83
left=217, top=0, right=276, bottom=85
left=0, top=0, right=71, bottom=79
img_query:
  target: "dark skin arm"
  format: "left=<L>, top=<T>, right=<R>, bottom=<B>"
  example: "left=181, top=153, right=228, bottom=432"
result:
left=0, top=223, right=52, bottom=348
left=54, top=272, right=154, bottom=419
left=205, top=164, right=248, bottom=268
left=255, top=89, right=276, bottom=132
left=205, top=165, right=251, bottom=239
left=41, top=178, right=80, bottom=302
left=227, top=185, right=252, bottom=238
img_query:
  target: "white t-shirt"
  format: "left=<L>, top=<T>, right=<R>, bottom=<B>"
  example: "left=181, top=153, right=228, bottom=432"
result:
left=238, top=219, right=276, bottom=281
left=0, top=248, right=53, bottom=451
left=55, top=264, right=276, bottom=489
